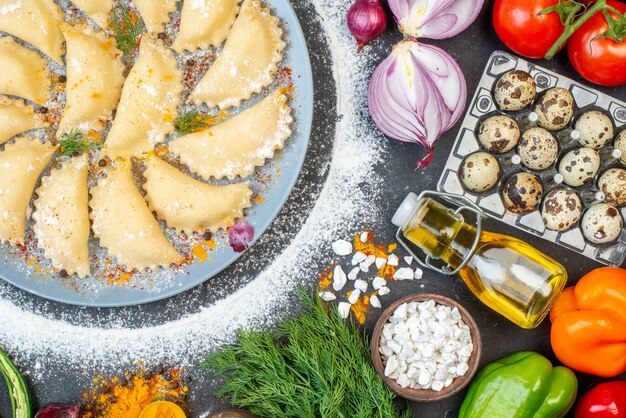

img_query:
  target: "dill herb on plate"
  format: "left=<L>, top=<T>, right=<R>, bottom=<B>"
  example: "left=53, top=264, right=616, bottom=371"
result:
left=109, top=4, right=143, bottom=55
left=175, top=110, right=215, bottom=135
left=203, top=290, right=411, bottom=418
left=58, top=130, right=101, bottom=157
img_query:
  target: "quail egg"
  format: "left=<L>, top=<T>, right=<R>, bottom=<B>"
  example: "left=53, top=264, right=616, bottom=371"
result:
left=460, top=152, right=501, bottom=192
left=541, top=189, right=582, bottom=231
left=581, top=203, right=623, bottom=244
left=575, top=110, right=614, bottom=149
left=478, top=115, right=521, bottom=153
left=598, top=168, right=626, bottom=207
left=518, top=127, right=559, bottom=170
left=494, top=70, right=537, bottom=111
left=558, top=147, right=601, bottom=187
left=614, top=130, right=626, bottom=164
left=502, top=172, right=543, bottom=214
left=534, top=87, right=575, bottom=131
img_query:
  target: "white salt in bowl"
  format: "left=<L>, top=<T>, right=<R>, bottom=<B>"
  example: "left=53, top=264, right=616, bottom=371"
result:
left=371, top=293, right=482, bottom=402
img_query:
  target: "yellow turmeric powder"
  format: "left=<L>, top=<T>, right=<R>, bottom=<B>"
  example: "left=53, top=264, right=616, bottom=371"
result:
left=82, top=367, right=188, bottom=418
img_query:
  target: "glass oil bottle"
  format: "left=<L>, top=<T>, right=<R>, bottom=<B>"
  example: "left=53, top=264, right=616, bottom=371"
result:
left=392, top=191, right=568, bottom=329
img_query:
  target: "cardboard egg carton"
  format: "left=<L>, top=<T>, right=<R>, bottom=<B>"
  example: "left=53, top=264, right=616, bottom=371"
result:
left=437, top=50, right=626, bottom=266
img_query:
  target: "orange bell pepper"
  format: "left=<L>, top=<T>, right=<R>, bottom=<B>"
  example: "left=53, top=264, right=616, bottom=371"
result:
left=550, top=267, right=626, bottom=377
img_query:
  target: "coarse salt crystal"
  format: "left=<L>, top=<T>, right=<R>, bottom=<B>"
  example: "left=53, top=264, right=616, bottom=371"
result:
left=360, top=232, right=369, bottom=242
left=354, top=279, right=368, bottom=293
left=348, top=289, right=361, bottom=304
left=319, top=291, right=336, bottom=301
left=352, top=252, right=367, bottom=265
left=393, top=267, right=414, bottom=281
left=378, top=286, right=390, bottom=296
left=404, top=256, right=413, bottom=265
left=375, top=257, right=387, bottom=269
left=370, top=295, right=381, bottom=308
left=387, top=254, right=399, bottom=266
left=372, top=277, right=386, bottom=290
left=347, top=267, right=360, bottom=281
left=337, top=302, right=351, bottom=319
left=364, top=254, right=376, bottom=266
left=332, top=239, right=352, bottom=256
left=414, top=268, right=424, bottom=280
left=333, top=265, right=347, bottom=291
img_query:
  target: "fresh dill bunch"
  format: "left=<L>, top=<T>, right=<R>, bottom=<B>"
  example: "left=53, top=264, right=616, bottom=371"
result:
left=203, top=290, right=411, bottom=418
left=58, top=130, right=101, bottom=157
left=109, top=4, right=143, bottom=55
left=175, top=109, right=214, bottom=135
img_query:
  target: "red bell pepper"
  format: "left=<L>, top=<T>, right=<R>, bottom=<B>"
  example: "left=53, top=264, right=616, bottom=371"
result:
left=575, top=381, right=626, bottom=418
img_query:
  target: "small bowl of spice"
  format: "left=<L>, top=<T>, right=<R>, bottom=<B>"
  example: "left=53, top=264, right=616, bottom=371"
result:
left=371, top=293, right=482, bottom=402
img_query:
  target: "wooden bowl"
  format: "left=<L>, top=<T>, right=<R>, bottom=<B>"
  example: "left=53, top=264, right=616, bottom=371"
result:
left=371, top=293, right=482, bottom=402
left=208, top=410, right=258, bottom=418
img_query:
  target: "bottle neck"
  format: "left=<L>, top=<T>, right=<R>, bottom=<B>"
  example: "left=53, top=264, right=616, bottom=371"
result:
left=403, top=198, right=478, bottom=270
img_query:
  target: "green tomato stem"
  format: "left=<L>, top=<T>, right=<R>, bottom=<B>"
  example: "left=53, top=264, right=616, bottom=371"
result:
left=545, top=0, right=609, bottom=59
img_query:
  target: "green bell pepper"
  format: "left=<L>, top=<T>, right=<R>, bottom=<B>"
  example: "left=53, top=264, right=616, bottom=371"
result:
left=459, top=351, right=577, bottom=418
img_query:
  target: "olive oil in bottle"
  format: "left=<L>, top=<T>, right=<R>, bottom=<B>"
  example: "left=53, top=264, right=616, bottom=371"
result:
left=392, top=193, right=567, bottom=329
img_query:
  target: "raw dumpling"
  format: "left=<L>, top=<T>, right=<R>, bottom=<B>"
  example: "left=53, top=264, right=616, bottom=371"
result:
left=71, top=0, right=113, bottom=29
left=0, top=0, right=65, bottom=64
left=102, top=35, right=182, bottom=159
left=189, top=0, right=285, bottom=109
left=170, top=90, right=292, bottom=179
left=0, top=136, right=56, bottom=245
left=0, top=37, right=50, bottom=104
left=90, top=163, right=182, bottom=270
left=0, top=97, right=45, bottom=145
left=143, top=154, right=252, bottom=233
left=132, top=0, right=176, bottom=33
left=172, top=0, right=240, bottom=52
left=57, top=23, right=125, bottom=136
left=33, top=155, right=90, bottom=277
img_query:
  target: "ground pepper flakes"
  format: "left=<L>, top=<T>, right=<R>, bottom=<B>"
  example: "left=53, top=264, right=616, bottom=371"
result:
left=82, top=367, right=188, bottom=418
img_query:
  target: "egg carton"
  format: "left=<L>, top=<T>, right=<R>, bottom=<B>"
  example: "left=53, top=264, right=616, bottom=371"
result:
left=437, top=50, right=626, bottom=266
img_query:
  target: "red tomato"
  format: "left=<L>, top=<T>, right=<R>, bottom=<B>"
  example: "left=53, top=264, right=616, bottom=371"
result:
left=567, top=0, right=626, bottom=86
left=493, top=0, right=566, bottom=59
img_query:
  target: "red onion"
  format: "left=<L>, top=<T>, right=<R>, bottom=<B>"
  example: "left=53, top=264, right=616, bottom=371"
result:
left=228, top=221, right=254, bottom=253
left=35, top=403, right=81, bottom=418
left=347, top=0, right=388, bottom=52
left=388, top=0, right=484, bottom=40
left=368, top=39, right=466, bottom=168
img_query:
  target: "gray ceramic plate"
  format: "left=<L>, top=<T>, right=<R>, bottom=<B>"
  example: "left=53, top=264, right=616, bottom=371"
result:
left=0, top=0, right=313, bottom=307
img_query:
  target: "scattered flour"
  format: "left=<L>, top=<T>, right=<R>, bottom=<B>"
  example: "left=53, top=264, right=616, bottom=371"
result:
left=0, top=0, right=388, bottom=411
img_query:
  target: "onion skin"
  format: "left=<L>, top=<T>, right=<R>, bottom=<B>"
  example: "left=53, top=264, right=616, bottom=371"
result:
left=388, top=0, right=484, bottom=40
left=368, top=39, right=467, bottom=168
left=228, top=221, right=254, bottom=253
left=347, top=0, right=388, bottom=52
left=35, top=403, right=81, bottom=418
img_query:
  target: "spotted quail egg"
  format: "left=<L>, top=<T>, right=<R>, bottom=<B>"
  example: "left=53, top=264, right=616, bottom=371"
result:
left=581, top=203, right=623, bottom=244
left=575, top=110, right=614, bottom=149
left=534, top=87, right=575, bottom=131
left=494, top=70, right=537, bottom=111
left=478, top=115, right=521, bottom=153
left=502, top=172, right=543, bottom=214
left=614, top=130, right=626, bottom=164
left=541, top=189, right=582, bottom=231
left=518, top=127, right=559, bottom=170
left=558, top=148, right=601, bottom=187
left=598, top=168, right=626, bottom=207
left=460, top=152, right=501, bottom=192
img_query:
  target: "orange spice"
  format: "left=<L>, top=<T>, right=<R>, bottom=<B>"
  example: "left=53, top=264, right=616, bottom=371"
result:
left=82, top=367, right=188, bottom=418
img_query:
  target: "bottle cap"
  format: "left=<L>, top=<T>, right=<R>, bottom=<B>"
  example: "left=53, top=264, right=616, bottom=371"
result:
left=392, top=192, right=420, bottom=229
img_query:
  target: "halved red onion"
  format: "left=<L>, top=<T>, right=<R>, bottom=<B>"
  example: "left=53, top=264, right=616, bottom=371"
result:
left=388, top=0, right=484, bottom=40
left=368, top=39, right=466, bottom=167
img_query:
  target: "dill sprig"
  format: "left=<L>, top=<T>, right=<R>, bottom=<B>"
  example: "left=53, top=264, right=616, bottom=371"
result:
left=109, top=4, right=143, bottom=55
left=58, top=130, right=101, bottom=157
left=175, top=109, right=215, bottom=135
left=203, top=290, right=411, bottom=418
